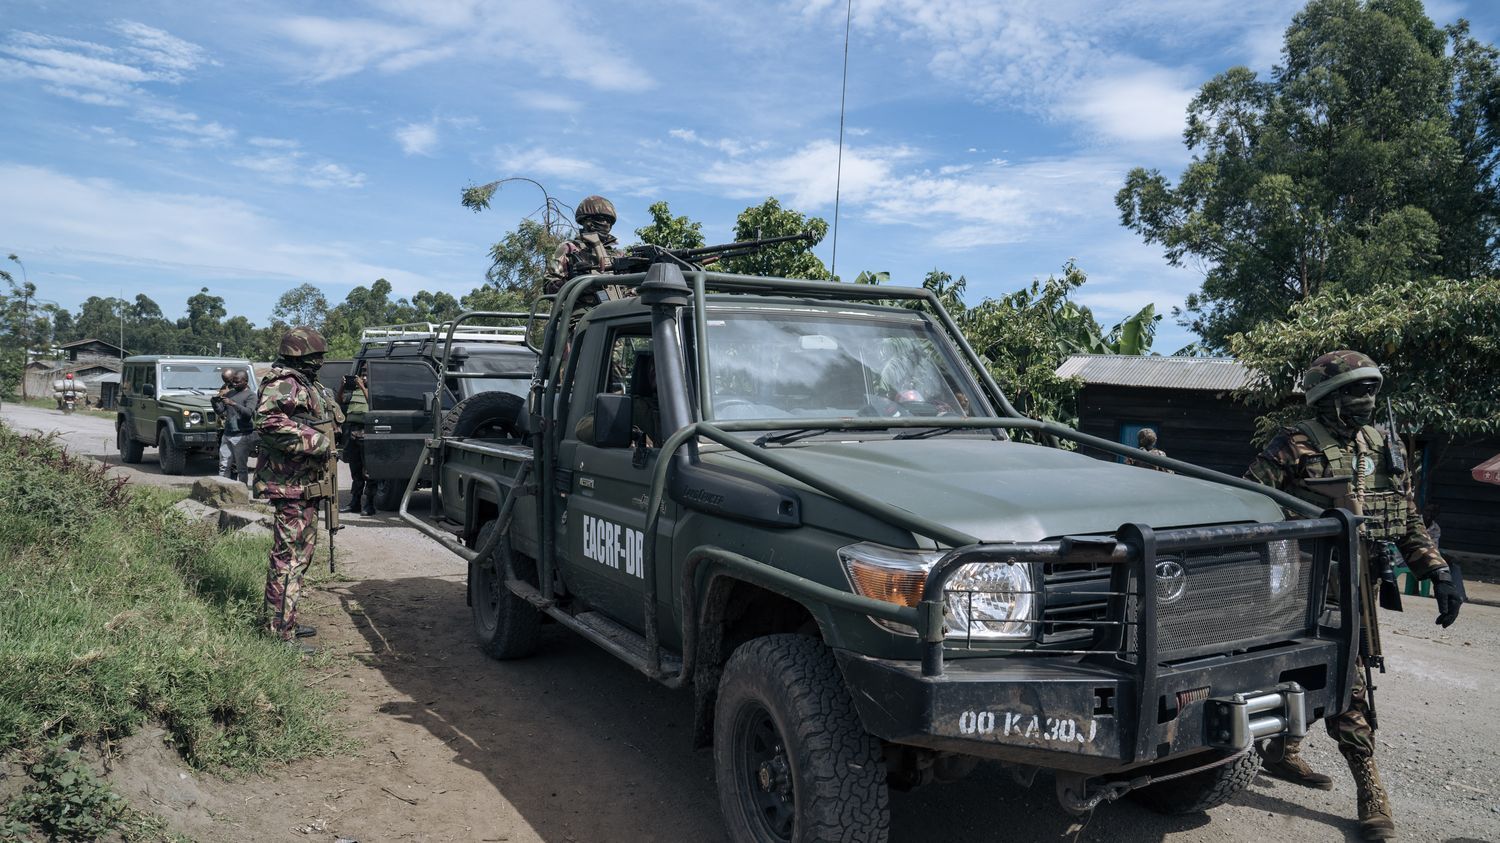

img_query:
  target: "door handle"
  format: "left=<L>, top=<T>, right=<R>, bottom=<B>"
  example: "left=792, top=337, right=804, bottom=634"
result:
left=372, top=425, right=392, bottom=433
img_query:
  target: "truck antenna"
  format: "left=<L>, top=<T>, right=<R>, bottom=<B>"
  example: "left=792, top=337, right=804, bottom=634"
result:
left=830, top=0, right=853, bottom=280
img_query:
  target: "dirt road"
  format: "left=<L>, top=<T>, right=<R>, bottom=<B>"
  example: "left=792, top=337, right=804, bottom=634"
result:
left=6, top=402, right=1498, bottom=842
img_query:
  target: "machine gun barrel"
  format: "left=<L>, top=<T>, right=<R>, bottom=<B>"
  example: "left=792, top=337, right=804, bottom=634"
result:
left=672, top=231, right=817, bottom=261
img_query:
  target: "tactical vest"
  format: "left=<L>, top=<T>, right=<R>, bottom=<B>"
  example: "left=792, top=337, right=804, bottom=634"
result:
left=344, top=388, right=367, bottom=425
left=1291, top=419, right=1407, bottom=543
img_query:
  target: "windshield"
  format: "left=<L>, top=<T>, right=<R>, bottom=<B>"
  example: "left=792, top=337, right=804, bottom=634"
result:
left=160, top=363, right=252, bottom=393
left=704, top=309, right=985, bottom=420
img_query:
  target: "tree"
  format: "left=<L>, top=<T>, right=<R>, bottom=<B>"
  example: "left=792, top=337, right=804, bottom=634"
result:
left=720, top=198, right=830, bottom=279
left=271, top=283, right=330, bottom=331
left=1116, top=0, right=1500, bottom=349
left=480, top=219, right=561, bottom=296
left=179, top=287, right=226, bottom=351
left=960, top=262, right=1108, bottom=426
left=635, top=201, right=705, bottom=250
left=1231, top=277, right=1500, bottom=442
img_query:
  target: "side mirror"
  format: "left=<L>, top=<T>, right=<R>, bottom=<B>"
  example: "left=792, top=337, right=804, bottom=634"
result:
left=142, top=384, right=155, bottom=398
left=592, top=393, right=634, bottom=448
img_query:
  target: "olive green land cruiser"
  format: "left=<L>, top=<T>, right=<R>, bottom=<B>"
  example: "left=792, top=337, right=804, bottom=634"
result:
left=402, top=267, right=1360, bottom=842
left=117, top=356, right=256, bottom=475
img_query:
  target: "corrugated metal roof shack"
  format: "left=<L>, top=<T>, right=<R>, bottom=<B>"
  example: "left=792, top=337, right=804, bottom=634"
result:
left=1056, top=354, right=1499, bottom=563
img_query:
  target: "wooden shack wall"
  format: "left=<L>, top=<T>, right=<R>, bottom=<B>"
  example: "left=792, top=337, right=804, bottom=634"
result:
left=1073, top=384, right=1499, bottom=558
left=1074, top=384, right=1263, bottom=477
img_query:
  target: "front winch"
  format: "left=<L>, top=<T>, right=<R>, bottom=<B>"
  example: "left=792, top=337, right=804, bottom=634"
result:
left=1204, top=682, right=1307, bottom=749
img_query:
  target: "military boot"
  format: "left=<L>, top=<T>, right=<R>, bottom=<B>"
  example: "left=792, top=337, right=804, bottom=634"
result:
left=1347, top=753, right=1395, bottom=840
left=1259, top=736, right=1333, bottom=789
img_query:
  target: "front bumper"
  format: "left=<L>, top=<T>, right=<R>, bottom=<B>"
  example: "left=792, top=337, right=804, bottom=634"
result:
left=837, top=641, right=1331, bottom=776
left=175, top=430, right=220, bottom=447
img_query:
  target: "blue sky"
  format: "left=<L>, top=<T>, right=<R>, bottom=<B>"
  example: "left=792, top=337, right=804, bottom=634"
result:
left=2, top=0, right=1496, bottom=354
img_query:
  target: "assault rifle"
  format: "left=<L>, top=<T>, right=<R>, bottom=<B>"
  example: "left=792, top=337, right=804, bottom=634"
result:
left=606, top=231, right=819, bottom=275
left=295, top=401, right=342, bottom=574
left=1304, top=474, right=1401, bottom=730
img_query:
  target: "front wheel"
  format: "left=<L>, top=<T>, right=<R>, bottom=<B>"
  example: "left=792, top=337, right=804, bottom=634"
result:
left=714, top=635, right=889, bottom=843
left=469, top=521, right=541, bottom=660
left=1128, top=750, right=1259, bottom=815
left=157, top=430, right=187, bottom=475
left=118, top=423, right=144, bottom=464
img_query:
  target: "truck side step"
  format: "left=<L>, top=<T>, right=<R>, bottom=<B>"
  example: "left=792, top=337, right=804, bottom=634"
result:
left=544, top=607, right=683, bottom=679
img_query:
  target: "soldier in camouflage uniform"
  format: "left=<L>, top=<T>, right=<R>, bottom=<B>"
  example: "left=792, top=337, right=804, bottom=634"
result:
left=544, top=195, right=625, bottom=295
left=1246, top=350, right=1462, bottom=841
left=1124, top=428, right=1173, bottom=472
left=255, top=327, right=343, bottom=650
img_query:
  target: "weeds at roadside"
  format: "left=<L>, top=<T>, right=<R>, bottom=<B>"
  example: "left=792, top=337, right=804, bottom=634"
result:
left=0, top=422, right=344, bottom=838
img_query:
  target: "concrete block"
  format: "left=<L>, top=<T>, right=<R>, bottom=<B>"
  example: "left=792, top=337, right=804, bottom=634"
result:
left=170, top=498, right=220, bottom=525
left=235, top=522, right=274, bottom=540
left=219, top=507, right=271, bottom=531
left=190, top=475, right=252, bottom=508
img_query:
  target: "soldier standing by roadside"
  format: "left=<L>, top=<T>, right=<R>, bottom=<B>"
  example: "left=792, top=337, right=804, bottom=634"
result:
left=544, top=195, right=625, bottom=295
left=1245, top=350, right=1462, bottom=841
left=1124, top=428, right=1173, bottom=472
left=337, top=362, right=374, bottom=516
left=254, top=328, right=342, bottom=651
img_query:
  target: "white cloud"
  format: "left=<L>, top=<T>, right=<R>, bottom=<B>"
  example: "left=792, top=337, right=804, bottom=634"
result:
left=804, top=0, right=1306, bottom=145
left=693, top=139, right=1128, bottom=249
left=1057, top=66, right=1197, bottom=144
left=247, top=136, right=300, bottom=149
left=513, top=90, right=581, bottom=113
left=230, top=153, right=367, bottom=189
left=394, top=120, right=440, bottom=156
left=0, top=164, right=402, bottom=285
left=267, top=2, right=653, bottom=92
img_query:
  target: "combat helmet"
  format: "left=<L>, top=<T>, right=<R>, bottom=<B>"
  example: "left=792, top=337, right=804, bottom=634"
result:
left=575, top=195, right=616, bottom=225
left=1301, top=350, right=1382, bottom=404
left=278, top=326, right=328, bottom=358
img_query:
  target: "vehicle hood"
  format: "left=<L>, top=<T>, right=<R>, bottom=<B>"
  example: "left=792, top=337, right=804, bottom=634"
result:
left=157, top=392, right=216, bottom=409
left=706, top=437, right=1283, bottom=543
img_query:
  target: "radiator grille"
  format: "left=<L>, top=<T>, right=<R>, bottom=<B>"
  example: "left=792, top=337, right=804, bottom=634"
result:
left=1133, top=542, right=1312, bottom=661
left=1039, top=541, right=1316, bottom=661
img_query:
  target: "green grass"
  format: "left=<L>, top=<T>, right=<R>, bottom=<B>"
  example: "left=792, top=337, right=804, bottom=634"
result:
left=0, top=423, right=344, bottom=837
left=15, top=396, right=115, bottom=418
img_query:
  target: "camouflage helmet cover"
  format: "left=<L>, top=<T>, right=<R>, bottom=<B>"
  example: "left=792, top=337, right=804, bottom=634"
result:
left=1137, top=427, right=1158, bottom=448
left=575, top=195, right=616, bottom=225
left=278, top=326, right=328, bottom=358
left=1301, top=350, right=1382, bottom=405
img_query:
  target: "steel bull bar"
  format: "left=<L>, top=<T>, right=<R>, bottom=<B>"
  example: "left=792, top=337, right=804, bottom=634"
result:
left=870, top=511, right=1361, bottom=769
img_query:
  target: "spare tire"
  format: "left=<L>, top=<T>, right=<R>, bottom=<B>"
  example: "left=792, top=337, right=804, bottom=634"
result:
left=441, top=392, right=527, bottom=441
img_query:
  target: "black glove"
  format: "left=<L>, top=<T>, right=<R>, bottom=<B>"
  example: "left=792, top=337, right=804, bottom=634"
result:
left=1432, top=569, right=1461, bottom=628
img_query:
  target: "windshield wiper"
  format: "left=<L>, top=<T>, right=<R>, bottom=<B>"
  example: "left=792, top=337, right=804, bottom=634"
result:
left=754, top=428, right=830, bottom=448
left=893, top=426, right=954, bottom=440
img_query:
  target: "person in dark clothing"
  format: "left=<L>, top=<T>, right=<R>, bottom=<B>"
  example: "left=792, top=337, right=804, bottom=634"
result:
left=337, top=363, right=374, bottom=515
left=213, top=370, right=256, bottom=483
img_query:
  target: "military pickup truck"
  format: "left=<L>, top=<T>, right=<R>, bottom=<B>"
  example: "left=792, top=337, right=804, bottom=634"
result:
left=401, top=266, right=1360, bottom=843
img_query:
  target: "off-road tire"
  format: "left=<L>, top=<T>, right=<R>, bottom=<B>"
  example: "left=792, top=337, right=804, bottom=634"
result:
left=714, top=634, right=890, bottom=843
left=373, top=479, right=404, bottom=512
left=118, top=423, right=144, bottom=464
left=441, top=392, right=527, bottom=440
left=469, top=521, right=541, bottom=660
left=1128, top=750, right=1259, bottom=815
left=157, top=428, right=187, bottom=475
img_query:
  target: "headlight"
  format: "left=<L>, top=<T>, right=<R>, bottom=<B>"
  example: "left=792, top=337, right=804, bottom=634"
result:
left=1265, top=538, right=1301, bottom=596
left=839, top=542, right=1036, bottom=640
left=187, top=411, right=203, bottom=425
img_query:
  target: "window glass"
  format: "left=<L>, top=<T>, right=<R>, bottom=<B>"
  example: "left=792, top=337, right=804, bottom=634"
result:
left=704, top=310, right=982, bottom=420
left=369, top=361, right=433, bottom=411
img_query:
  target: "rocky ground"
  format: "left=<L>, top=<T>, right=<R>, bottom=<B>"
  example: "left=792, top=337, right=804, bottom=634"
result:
left=5, top=401, right=1499, bottom=843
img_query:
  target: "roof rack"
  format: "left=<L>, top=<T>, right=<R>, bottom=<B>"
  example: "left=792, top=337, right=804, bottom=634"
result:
left=359, top=321, right=528, bottom=346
